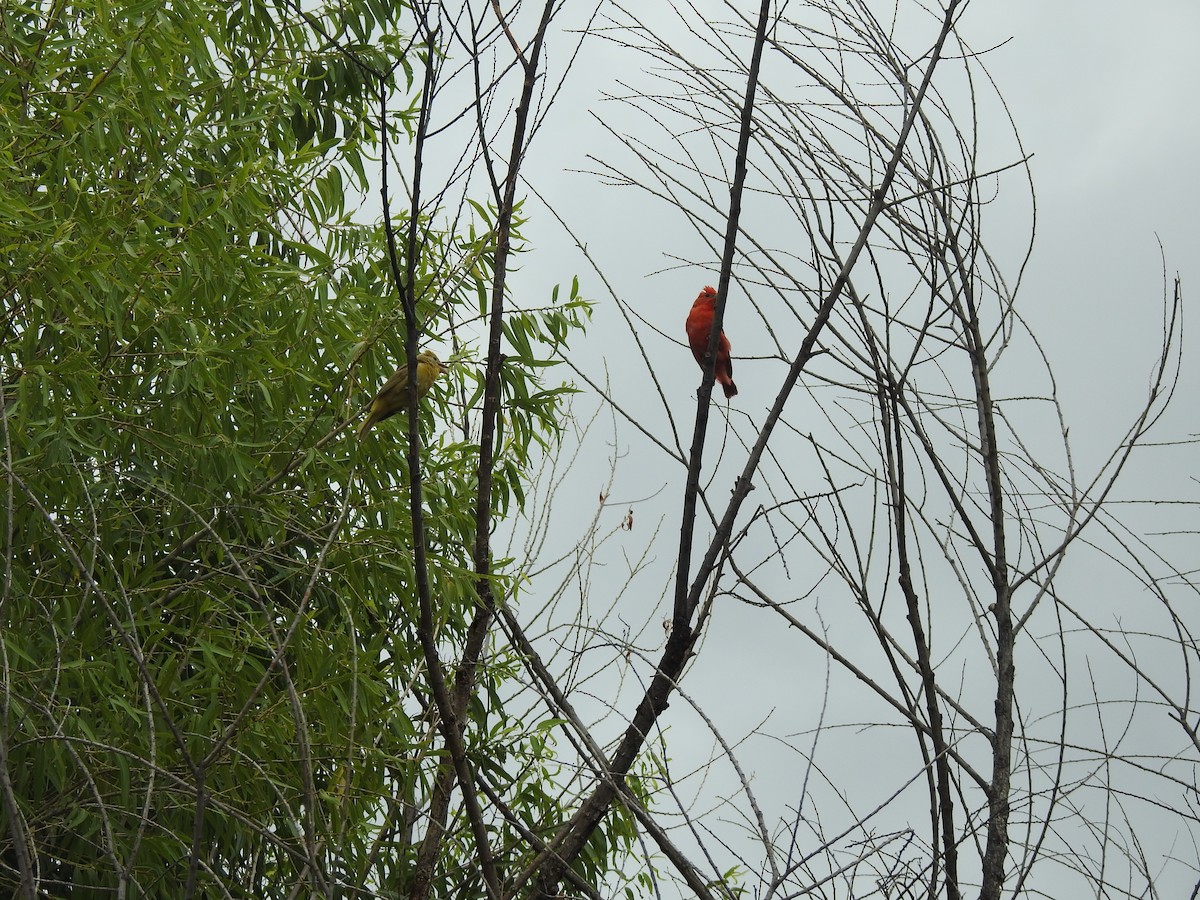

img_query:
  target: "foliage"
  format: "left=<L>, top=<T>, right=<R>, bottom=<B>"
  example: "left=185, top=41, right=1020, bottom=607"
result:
left=0, top=0, right=600, bottom=896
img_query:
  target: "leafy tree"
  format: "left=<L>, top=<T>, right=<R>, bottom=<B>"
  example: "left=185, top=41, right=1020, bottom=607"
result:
left=0, top=0, right=611, bottom=897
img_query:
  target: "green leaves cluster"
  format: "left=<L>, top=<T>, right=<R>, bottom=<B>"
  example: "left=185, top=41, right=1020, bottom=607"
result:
left=0, top=0, right=605, bottom=896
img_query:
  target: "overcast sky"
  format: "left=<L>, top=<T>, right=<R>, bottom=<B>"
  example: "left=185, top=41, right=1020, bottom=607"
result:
left=475, top=1, right=1200, bottom=895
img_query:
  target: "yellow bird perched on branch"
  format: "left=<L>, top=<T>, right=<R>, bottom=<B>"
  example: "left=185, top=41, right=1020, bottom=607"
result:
left=357, top=349, right=445, bottom=438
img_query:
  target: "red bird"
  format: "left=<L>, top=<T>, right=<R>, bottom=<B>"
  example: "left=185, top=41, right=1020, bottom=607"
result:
left=685, top=285, right=738, bottom=398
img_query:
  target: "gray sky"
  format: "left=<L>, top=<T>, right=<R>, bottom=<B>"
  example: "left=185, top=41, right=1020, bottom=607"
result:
left=484, top=1, right=1200, bottom=895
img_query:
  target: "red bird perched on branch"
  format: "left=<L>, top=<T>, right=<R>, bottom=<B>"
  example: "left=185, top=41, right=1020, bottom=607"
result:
left=685, top=285, right=738, bottom=398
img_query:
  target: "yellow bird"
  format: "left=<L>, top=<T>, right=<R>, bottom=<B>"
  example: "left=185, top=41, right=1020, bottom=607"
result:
left=357, top=349, right=445, bottom=437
